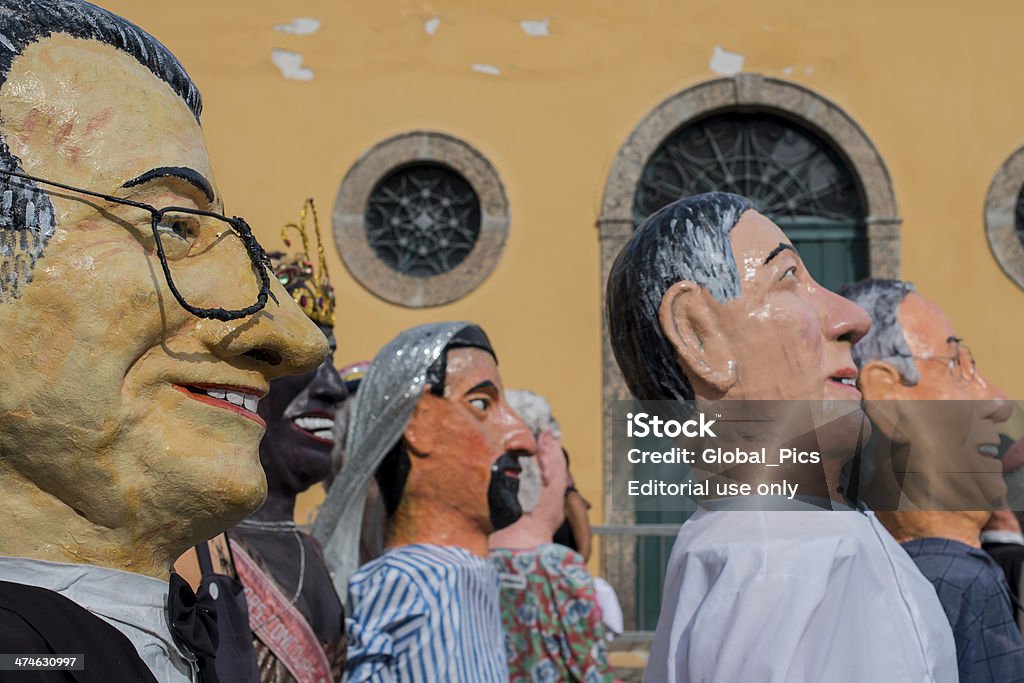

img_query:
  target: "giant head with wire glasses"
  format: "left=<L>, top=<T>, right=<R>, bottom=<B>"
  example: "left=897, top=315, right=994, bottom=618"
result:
left=0, top=0, right=328, bottom=582
left=839, top=278, right=1013, bottom=518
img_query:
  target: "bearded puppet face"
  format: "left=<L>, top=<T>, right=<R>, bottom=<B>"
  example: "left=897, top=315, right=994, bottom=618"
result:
left=402, top=348, right=537, bottom=536
left=0, top=32, right=326, bottom=564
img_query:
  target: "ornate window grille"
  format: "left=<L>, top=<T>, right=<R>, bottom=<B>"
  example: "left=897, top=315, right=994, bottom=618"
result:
left=634, top=112, right=868, bottom=288
left=1015, top=185, right=1024, bottom=249
left=364, top=163, right=482, bottom=278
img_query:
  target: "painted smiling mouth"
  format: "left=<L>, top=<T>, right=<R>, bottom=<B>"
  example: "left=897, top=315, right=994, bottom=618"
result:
left=291, top=415, right=335, bottom=443
left=174, top=384, right=265, bottom=425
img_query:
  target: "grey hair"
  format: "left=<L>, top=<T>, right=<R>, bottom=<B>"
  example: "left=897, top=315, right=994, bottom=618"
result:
left=516, top=458, right=542, bottom=513
left=505, top=389, right=560, bottom=513
left=505, top=390, right=561, bottom=439
left=607, top=192, right=754, bottom=401
left=0, top=0, right=202, bottom=301
left=836, top=278, right=919, bottom=385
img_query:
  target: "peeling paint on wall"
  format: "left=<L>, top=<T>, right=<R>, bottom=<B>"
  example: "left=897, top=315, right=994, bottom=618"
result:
left=272, top=48, right=314, bottom=81
left=520, top=18, right=550, bottom=37
left=471, top=63, right=501, bottom=76
left=274, top=17, right=321, bottom=35
left=709, top=45, right=744, bottom=76
left=424, top=17, right=440, bottom=36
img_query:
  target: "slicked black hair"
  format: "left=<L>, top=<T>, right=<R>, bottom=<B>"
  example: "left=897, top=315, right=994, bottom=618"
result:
left=607, top=192, right=753, bottom=401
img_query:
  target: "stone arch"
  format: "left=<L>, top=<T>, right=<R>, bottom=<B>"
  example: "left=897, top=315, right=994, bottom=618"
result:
left=596, top=74, right=899, bottom=631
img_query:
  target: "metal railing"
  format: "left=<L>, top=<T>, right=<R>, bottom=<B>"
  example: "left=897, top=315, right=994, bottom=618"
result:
left=594, top=523, right=682, bottom=641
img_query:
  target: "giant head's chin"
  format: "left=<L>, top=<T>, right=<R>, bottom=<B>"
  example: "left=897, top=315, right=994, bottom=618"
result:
left=488, top=453, right=523, bottom=531
left=129, top=435, right=269, bottom=557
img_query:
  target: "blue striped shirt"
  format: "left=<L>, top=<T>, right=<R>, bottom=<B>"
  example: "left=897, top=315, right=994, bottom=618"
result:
left=346, top=544, right=509, bottom=682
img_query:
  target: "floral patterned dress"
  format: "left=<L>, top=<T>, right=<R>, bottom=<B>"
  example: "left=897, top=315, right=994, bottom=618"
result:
left=490, top=544, right=613, bottom=683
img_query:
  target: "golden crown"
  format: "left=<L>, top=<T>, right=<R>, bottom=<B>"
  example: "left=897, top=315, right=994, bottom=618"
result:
left=272, top=198, right=335, bottom=327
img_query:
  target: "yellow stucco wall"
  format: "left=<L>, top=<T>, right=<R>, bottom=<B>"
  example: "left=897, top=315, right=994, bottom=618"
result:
left=101, top=0, right=1024, bottom=540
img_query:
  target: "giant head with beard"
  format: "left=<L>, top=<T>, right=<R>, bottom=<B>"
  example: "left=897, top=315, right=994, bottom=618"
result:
left=314, top=322, right=537, bottom=595
left=376, top=325, right=535, bottom=547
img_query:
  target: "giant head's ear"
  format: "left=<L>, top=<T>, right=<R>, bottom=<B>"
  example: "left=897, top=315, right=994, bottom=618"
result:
left=401, top=387, right=441, bottom=458
left=858, top=360, right=905, bottom=439
left=658, top=281, right=738, bottom=396
left=858, top=360, right=903, bottom=401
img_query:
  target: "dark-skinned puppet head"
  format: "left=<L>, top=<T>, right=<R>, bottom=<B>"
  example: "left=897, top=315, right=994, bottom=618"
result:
left=0, top=0, right=326, bottom=580
left=313, top=322, right=537, bottom=595
left=256, top=199, right=348, bottom=516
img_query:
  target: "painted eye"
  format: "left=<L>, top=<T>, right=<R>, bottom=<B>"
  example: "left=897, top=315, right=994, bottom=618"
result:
left=781, top=265, right=798, bottom=280
left=156, top=214, right=201, bottom=242
left=469, top=398, right=490, bottom=411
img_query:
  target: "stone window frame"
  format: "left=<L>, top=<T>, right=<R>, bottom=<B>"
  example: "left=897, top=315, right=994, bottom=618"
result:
left=596, top=74, right=899, bottom=631
left=984, top=145, right=1024, bottom=289
left=333, top=131, right=509, bottom=307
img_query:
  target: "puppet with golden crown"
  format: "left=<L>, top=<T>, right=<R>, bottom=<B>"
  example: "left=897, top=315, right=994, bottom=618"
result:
left=224, top=199, right=350, bottom=682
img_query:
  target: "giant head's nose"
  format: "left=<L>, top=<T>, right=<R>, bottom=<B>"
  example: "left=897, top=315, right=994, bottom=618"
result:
left=820, top=285, right=871, bottom=346
left=308, top=356, right=349, bottom=406
left=197, top=272, right=329, bottom=381
left=502, top=403, right=539, bottom=460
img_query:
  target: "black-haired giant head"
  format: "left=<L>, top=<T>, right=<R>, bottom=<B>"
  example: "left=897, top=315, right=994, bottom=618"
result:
left=0, top=0, right=328, bottom=579
left=607, top=192, right=871, bottom=403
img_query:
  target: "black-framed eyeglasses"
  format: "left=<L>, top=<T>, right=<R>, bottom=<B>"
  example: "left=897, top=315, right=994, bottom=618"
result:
left=910, top=336, right=977, bottom=383
left=0, top=168, right=275, bottom=321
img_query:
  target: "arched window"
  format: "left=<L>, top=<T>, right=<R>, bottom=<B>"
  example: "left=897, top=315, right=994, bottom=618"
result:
left=597, top=75, right=899, bottom=635
left=633, top=112, right=868, bottom=289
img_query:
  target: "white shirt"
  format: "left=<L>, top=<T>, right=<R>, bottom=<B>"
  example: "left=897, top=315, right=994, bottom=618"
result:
left=644, top=500, right=958, bottom=683
left=0, top=556, right=194, bottom=682
left=981, top=529, right=1024, bottom=546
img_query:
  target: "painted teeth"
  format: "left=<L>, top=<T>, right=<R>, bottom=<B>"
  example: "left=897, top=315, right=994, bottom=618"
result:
left=836, top=377, right=856, bottom=386
left=978, top=444, right=1001, bottom=458
left=195, top=388, right=260, bottom=413
left=294, top=417, right=334, bottom=431
left=313, top=429, right=333, bottom=440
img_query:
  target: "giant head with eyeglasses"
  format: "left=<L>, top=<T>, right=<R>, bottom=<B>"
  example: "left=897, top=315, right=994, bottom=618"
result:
left=839, top=279, right=1012, bottom=528
left=0, top=1, right=328, bottom=580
